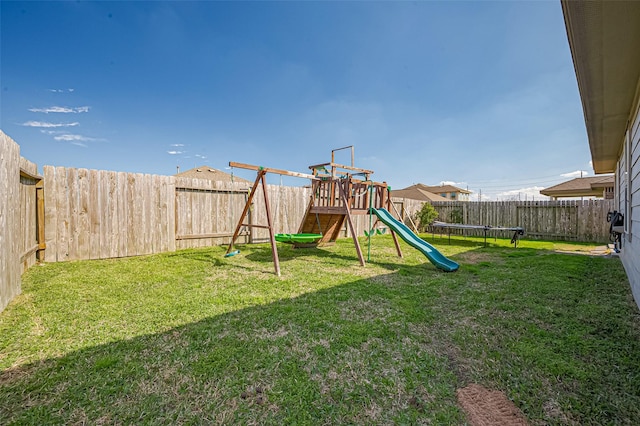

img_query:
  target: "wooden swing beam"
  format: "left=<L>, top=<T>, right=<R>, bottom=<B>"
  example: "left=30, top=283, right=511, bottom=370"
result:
left=228, top=161, right=317, bottom=180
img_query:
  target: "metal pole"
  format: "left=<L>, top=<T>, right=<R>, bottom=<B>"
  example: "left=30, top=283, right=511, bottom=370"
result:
left=367, top=182, right=373, bottom=262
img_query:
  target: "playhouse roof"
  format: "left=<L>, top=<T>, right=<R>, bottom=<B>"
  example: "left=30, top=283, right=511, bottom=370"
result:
left=174, top=165, right=251, bottom=183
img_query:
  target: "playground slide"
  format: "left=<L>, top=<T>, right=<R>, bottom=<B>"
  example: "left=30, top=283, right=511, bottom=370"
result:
left=370, top=208, right=459, bottom=272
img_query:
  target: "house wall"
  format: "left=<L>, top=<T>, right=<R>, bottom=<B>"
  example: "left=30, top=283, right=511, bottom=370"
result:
left=618, top=84, right=640, bottom=309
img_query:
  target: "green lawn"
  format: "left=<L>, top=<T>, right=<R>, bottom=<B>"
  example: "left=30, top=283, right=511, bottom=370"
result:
left=1, top=235, right=639, bottom=425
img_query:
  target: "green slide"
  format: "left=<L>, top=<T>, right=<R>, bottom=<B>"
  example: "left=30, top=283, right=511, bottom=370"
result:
left=370, top=208, right=459, bottom=272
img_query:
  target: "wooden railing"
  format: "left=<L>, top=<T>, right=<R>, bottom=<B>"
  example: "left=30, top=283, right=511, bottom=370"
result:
left=312, top=178, right=389, bottom=212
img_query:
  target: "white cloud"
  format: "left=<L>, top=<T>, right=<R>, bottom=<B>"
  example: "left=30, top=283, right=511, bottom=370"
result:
left=560, top=170, right=589, bottom=178
left=170, top=143, right=185, bottom=147
left=54, top=134, right=99, bottom=142
left=195, top=154, right=207, bottom=159
left=167, top=150, right=184, bottom=155
left=22, top=121, right=79, bottom=128
left=48, top=88, right=75, bottom=93
left=496, top=186, right=546, bottom=201
left=29, top=106, right=90, bottom=113
left=439, top=180, right=468, bottom=188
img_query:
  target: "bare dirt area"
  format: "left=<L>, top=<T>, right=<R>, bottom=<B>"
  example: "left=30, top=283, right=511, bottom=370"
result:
left=457, top=383, right=528, bottom=426
left=456, top=251, right=496, bottom=265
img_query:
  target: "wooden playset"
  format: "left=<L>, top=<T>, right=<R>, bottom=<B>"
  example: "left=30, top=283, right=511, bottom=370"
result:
left=225, top=146, right=402, bottom=275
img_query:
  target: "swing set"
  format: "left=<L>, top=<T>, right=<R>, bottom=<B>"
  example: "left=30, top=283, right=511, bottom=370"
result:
left=224, top=147, right=403, bottom=276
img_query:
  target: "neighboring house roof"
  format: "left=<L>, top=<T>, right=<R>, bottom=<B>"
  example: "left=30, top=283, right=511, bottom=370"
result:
left=561, top=1, right=640, bottom=173
left=392, top=182, right=472, bottom=202
left=403, top=183, right=472, bottom=195
left=175, top=165, right=251, bottom=184
left=391, top=186, right=447, bottom=202
left=540, top=175, right=614, bottom=198
left=420, top=184, right=472, bottom=195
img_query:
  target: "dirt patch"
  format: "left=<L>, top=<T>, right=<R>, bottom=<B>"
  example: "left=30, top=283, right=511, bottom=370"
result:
left=0, top=365, right=29, bottom=386
left=457, top=383, right=528, bottom=426
left=457, top=252, right=495, bottom=265
left=552, top=244, right=611, bottom=257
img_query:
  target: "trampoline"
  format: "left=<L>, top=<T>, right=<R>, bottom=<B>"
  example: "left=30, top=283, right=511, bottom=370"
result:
left=431, top=221, right=525, bottom=247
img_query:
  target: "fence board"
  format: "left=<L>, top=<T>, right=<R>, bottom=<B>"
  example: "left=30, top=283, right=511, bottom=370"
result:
left=117, top=172, right=127, bottom=257
left=56, top=166, right=70, bottom=261
left=143, top=173, right=152, bottom=254
left=167, top=177, right=177, bottom=252
left=1, top=132, right=21, bottom=313
left=67, top=168, right=79, bottom=260
left=77, top=169, right=91, bottom=260
left=43, top=166, right=58, bottom=262
left=99, top=170, right=110, bottom=259
left=152, top=175, right=161, bottom=253
left=87, top=169, right=98, bottom=259
left=126, top=173, right=137, bottom=256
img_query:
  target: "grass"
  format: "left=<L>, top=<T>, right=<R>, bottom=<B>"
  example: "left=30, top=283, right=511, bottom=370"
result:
left=1, top=234, right=639, bottom=425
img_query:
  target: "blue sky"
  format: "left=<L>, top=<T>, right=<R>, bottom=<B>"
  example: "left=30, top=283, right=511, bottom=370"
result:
left=1, top=1, right=592, bottom=200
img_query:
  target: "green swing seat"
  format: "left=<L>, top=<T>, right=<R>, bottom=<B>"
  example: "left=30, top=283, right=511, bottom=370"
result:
left=274, top=233, right=323, bottom=244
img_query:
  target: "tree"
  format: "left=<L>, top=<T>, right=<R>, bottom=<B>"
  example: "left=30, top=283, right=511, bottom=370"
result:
left=414, top=202, right=439, bottom=232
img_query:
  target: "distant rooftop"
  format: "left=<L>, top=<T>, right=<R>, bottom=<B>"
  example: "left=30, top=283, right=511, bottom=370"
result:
left=174, top=165, right=251, bottom=184
left=418, top=184, right=472, bottom=195
left=391, top=186, right=447, bottom=202
left=540, top=175, right=614, bottom=198
left=392, top=183, right=471, bottom=202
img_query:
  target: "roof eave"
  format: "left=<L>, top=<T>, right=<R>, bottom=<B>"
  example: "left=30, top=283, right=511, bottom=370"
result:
left=561, top=1, right=640, bottom=174
left=540, top=189, right=604, bottom=197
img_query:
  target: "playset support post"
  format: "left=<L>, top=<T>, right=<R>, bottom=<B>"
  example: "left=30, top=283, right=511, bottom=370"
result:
left=226, top=167, right=281, bottom=276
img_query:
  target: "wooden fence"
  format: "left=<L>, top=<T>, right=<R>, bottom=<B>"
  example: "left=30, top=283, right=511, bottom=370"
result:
left=1, top=133, right=44, bottom=312
left=42, top=166, right=317, bottom=260
left=1, top=132, right=21, bottom=313
left=27, top=167, right=620, bottom=265
left=43, top=167, right=177, bottom=261
left=431, top=200, right=615, bottom=242
left=1, top=130, right=618, bottom=313
left=42, top=166, right=421, bottom=262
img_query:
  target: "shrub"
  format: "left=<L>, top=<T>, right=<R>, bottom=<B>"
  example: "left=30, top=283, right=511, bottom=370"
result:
left=414, top=202, right=439, bottom=232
